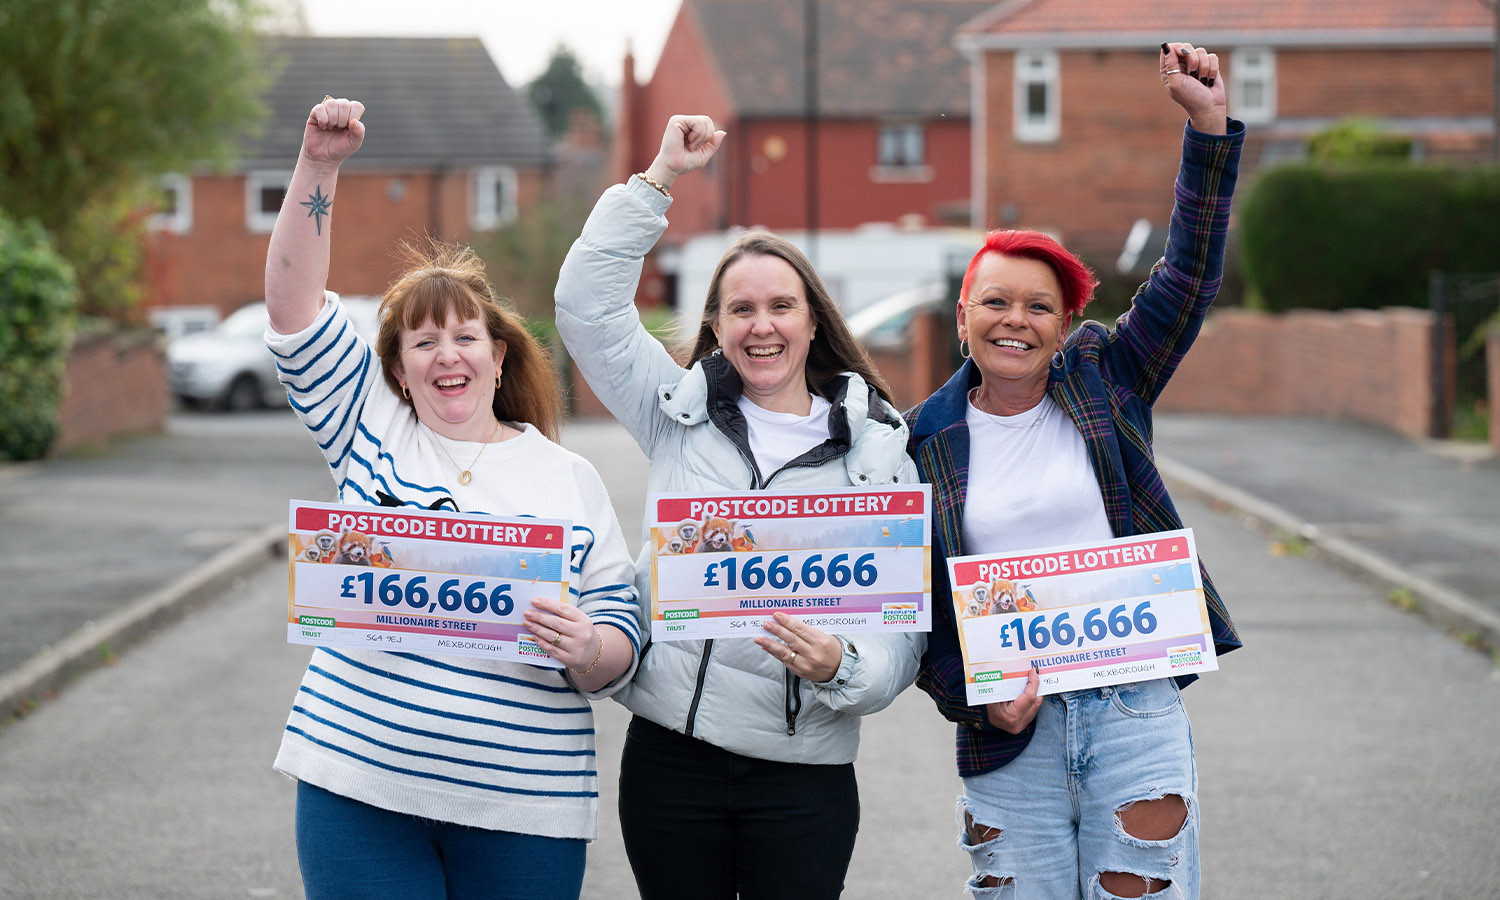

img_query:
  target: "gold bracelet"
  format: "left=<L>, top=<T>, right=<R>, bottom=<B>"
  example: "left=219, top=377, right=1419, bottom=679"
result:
left=571, top=628, right=606, bottom=677
left=637, top=172, right=672, bottom=199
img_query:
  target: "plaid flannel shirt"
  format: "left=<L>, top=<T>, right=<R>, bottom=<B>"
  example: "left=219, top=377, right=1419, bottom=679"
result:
left=905, top=121, right=1246, bottom=778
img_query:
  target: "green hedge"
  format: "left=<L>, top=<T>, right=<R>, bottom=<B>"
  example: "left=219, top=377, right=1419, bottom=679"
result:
left=0, top=215, right=78, bottom=460
left=1237, top=164, right=1500, bottom=312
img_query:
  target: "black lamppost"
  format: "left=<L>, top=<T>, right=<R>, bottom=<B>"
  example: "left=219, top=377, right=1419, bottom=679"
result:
left=804, top=0, right=819, bottom=264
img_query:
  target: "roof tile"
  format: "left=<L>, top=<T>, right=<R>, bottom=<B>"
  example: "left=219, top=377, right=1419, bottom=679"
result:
left=964, top=0, right=1493, bottom=36
left=242, top=36, right=549, bottom=169
left=688, top=0, right=993, bottom=117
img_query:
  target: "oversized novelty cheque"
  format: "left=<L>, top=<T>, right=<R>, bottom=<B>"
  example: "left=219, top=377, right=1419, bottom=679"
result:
left=648, top=486, right=932, bottom=641
left=948, top=529, right=1217, bottom=703
left=287, top=499, right=572, bottom=665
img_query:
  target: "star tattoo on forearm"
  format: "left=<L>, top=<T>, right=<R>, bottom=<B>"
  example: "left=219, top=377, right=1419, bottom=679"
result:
left=300, top=185, right=333, bottom=235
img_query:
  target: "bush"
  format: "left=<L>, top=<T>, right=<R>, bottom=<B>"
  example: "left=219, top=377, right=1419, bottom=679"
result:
left=1238, top=164, right=1500, bottom=312
left=1306, top=119, right=1414, bottom=163
left=0, top=215, right=78, bottom=460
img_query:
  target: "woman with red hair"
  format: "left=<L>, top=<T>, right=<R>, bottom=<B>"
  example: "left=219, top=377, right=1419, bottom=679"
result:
left=906, top=43, right=1244, bottom=898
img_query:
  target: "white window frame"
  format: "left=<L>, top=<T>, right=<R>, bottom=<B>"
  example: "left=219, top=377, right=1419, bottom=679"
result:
left=471, top=166, right=518, bottom=231
left=1232, top=48, right=1276, bottom=125
left=245, top=170, right=292, bottom=234
left=149, top=173, right=192, bottom=234
left=1013, top=50, right=1060, bottom=143
left=877, top=121, right=925, bottom=168
left=871, top=120, right=933, bottom=182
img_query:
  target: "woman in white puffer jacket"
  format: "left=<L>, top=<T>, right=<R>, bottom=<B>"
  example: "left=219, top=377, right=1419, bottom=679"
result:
left=556, top=115, right=924, bottom=900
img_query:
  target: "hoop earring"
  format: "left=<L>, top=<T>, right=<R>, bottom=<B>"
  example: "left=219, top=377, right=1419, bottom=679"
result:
left=495, top=372, right=502, bottom=389
left=401, top=383, right=410, bottom=401
left=959, top=339, right=970, bottom=360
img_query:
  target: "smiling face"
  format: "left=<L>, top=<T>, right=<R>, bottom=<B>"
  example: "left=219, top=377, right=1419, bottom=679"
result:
left=710, top=253, right=818, bottom=414
left=958, top=252, right=1071, bottom=413
left=393, top=314, right=506, bottom=440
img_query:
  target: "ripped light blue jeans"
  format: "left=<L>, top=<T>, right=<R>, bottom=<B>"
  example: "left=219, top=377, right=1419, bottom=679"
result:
left=957, top=679, right=1198, bottom=899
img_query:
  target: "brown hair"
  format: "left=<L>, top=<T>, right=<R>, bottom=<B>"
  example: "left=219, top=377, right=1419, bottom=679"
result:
left=375, top=240, right=562, bottom=441
left=686, top=231, right=896, bottom=408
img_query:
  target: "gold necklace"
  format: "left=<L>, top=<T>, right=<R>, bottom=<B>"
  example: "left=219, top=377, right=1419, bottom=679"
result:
left=969, top=387, right=1046, bottom=428
left=431, top=420, right=503, bottom=485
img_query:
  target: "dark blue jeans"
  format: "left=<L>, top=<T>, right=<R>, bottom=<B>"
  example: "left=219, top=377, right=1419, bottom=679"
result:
left=295, top=781, right=586, bottom=900
left=618, top=715, right=860, bottom=900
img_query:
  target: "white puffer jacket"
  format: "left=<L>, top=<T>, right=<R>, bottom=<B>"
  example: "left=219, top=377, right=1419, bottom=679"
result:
left=556, top=177, right=925, bottom=764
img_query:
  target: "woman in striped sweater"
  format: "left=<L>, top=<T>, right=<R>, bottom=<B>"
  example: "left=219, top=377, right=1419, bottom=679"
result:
left=263, top=97, right=641, bottom=900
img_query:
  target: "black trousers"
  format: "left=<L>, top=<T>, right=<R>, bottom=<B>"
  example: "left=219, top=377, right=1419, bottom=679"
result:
left=617, top=715, right=860, bottom=900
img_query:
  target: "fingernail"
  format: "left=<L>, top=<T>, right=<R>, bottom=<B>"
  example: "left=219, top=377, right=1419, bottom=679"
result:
left=1160, top=42, right=1169, bottom=54
left=1200, top=76, right=1210, bottom=86
left=1207, top=77, right=1215, bottom=87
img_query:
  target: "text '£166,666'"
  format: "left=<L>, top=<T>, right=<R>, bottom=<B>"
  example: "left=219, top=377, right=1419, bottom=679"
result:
left=701, top=552, right=880, bottom=593
left=340, top=571, right=514, bottom=617
left=998, top=600, right=1159, bottom=652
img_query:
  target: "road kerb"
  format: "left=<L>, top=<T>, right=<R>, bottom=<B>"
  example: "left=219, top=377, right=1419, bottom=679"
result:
left=1, top=522, right=286, bottom=719
left=1158, top=456, right=1500, bottom=651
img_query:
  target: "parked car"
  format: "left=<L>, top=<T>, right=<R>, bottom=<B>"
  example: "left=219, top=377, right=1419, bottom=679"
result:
left=167, top=298, right=381, bottom=410
left=846, top=281, right=948, bottom=351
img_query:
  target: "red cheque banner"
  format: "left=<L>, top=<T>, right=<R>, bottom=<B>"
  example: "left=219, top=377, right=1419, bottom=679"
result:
left=947, top=529, right=1217, bottom=703
left=647, top=486, right=932, bottom=641
left=286, top=499, right=571, bottom=665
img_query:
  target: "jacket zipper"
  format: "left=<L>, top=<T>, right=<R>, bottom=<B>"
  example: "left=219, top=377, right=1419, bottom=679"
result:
left=683, top=638, right=714, bottom=736
left=684, top=386, right=854, bottom=740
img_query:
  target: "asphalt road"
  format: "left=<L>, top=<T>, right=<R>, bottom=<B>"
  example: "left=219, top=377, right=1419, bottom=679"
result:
left=1, top=416, right=1497, bottom=898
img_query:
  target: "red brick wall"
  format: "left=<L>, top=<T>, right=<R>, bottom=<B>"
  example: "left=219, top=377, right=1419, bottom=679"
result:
left=876, top=305, right=1455, bottom=439
left=1277, top=48, right=1492, bottom=119
left=636, top=5, right=736, bottom=239
left=635, top=5, right=973, bottom=242
left=727, top=118, right=972, bottom=231
left=145, top=166, right=548, bottom=317
left=979, top=46, right=1497, bottom=259
left=1157, top=307, right=1443, bottom=439
left=56, top=327, right=169, bottom=452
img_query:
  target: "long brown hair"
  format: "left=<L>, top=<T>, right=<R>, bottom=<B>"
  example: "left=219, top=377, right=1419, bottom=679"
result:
left=375, top=240, right=562, bottom=441
left=686, top=231, right=896, bottom=408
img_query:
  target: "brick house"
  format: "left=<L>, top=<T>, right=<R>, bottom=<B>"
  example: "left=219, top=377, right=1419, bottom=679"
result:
left=144, top=36, right=551, bottom=318
left=614, top=0, right=992, bottom=245
left=957, top=0, right=1497, bottom=261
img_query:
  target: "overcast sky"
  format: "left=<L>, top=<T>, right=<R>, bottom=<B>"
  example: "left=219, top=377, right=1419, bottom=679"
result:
left=299, top=0, right=683, bottom=87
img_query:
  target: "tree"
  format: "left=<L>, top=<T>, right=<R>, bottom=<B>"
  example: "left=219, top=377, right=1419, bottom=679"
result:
left=527, top=46, right=604, bottom=139
left=0, top=0, right=269, bottom=315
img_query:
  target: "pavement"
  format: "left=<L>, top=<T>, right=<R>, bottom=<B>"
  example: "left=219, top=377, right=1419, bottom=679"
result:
left=0, top=409, right=1497, bottom=898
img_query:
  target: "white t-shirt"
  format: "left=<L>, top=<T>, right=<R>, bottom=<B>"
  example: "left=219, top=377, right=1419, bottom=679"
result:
left=961, top=391, right=1114, bottom=555
left=738, top=393, right=833, bottom=478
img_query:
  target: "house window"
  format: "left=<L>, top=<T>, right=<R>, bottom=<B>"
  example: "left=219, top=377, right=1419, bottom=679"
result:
left=1232, top=48, right=1276, bottom=125
left=245, top=171, right=292, bottom=233
left=471, top=166, right=518, bottom=230
left=149, top=173, right=192, bottom=234
left=878, top=122, right=924, bottom=168
left=1014, top=50, right=1059, bottom=142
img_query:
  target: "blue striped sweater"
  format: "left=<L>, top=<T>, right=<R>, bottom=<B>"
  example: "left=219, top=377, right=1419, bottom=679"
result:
left=267, top=293, right=641, bottom=840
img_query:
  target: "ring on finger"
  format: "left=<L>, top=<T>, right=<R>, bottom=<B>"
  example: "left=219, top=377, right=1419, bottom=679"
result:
left=1164, top=68, right=1181, bottom=75
left=788, top=650, right=797, bottom=663
left=551, top=630, right=563, bottom=646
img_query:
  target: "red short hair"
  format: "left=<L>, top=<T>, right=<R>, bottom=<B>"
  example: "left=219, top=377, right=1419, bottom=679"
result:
left=960, top=230, right=1098, bottom=316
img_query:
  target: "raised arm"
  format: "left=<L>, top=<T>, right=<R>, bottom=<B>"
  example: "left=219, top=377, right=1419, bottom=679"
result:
left=264, top=97, right=366, bottom=335
left=553, top=115, right=725, bottom=451
left=1101, top=44, right=1242, bottom=403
